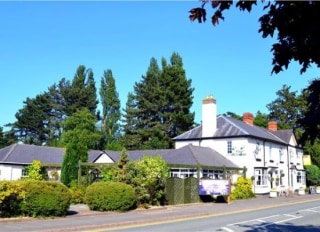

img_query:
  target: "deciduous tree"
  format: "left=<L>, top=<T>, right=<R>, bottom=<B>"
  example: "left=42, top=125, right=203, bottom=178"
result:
left=59, top=108, right=101, bottom=149
left=266, top=85, right=306, bottom=130
left=99, top=69, right=121, bottom=149
left=189, top=1, right=320, bottom=74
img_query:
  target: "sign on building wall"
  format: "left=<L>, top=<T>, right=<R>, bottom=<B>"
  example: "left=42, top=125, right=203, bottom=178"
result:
left=199, top=179, right=230, bottom=196
left=303, top=155, right=312, bottom=166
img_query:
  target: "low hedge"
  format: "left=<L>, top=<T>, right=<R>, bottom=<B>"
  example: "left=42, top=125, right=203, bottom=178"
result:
left=85, top=181, right=137, bottom=212
left=0, top=180, right=71, bottom=218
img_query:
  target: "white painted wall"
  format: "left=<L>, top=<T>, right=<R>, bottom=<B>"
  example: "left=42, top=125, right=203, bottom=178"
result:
left=175, top=133, right=306, bottom=193
left=0, top=164, right=24, bottom=181
left=94, top=154, right=115, bottom=163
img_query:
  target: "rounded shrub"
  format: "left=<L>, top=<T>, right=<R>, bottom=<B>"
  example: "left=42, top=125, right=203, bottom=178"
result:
left=21, top=180, right=72, bottom=217
left=230, top=176, right=255, bottom=200
left=85, top=182, right=137, bottom=212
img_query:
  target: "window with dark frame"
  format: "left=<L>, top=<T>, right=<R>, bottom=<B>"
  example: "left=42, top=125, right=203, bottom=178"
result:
left=227, top=140, right=232, bottom=154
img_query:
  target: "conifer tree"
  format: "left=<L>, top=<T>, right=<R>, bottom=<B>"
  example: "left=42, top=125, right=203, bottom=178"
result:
left=121, top=93, right=141, bottom=149
left=60, top=108, right=101, bottom=186
left=59, top=65, right=98, bottom=117
left=122, top=53, right=195, bottom=149
left=12, top=92, right=53, bottom=145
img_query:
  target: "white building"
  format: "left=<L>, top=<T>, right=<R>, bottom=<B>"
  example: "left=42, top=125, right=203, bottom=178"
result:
left=173, top=96, right=306, bottom=194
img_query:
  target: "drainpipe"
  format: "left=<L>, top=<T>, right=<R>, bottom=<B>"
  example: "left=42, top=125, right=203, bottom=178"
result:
left=263, top=140, right=266, bottom=168
left=287, top=146, right=290, bottom=190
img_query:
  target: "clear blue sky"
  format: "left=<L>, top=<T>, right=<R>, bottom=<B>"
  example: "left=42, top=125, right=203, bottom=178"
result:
left=1, top=1, right=318, bottom=130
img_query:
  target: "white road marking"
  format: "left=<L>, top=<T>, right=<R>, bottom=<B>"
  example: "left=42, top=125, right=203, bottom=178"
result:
left=221, top=206, right=320, bottom=232
left=227, top=215, right=280, bottom=226
left=219, top=226, right=234, bottom=232
left=275, top=214, right=303, bottom=224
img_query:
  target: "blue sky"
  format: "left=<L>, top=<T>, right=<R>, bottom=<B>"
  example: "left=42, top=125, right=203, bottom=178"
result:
left=1, top=1, right=319, bottom=130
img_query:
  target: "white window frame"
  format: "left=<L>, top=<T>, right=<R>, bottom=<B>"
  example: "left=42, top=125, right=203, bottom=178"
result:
left=254, top=168, right=268, bottom=186
left=279, top=148, right=285, bottom=163
left=170, top=168, right=197, bottom=178
left=269, top=145, right=272, bottom=161
left=202, top=169, right=225, bottom=179
left=296, top=171, right=305, bottom=185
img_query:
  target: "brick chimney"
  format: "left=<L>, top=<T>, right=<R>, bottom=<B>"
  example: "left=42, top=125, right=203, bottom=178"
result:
left=202, top=95, right=217, bottom=137
left=243, top=112, right=254, bottom=125
left=268, top=121, right=278, bottom=131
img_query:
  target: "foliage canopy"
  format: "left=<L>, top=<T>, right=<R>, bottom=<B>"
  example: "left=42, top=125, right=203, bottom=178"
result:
left=189, top=1, right=320, bottom=74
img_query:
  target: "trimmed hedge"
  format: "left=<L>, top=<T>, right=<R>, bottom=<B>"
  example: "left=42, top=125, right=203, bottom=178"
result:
left=0, top=181, right=25, bottom=217
left=0, top=180, right=71, bottom=218
left=85, top=182, right=137, bottom=212
left=21, top=180, right=71, bottom=217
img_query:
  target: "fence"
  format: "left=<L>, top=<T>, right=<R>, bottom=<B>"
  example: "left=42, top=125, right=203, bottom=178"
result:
left=165, top=177, right=200, bottom=205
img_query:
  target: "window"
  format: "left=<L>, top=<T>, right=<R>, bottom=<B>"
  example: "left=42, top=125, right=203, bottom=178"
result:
left=289, top=149, right=294, bottom=164
left=296, top=171, right=305, bottom=185
left=254, top=168, right=268, bottom=186
left=254, top=142, right=262, bottom=160
left=227, top=140, right=232, bottom=154
left=279, top=148, right=284, bottom=163
left=269, top=145, right=273, bottom=161
left=170, top=168, right=197, bottom=178
left=21, top=168, right=28, bottom=178
left=203, top=170, right=226, bottom=179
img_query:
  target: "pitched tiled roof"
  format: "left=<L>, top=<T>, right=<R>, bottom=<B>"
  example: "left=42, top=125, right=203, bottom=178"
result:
left=104, top=149, right=171, bottom=163
left=0, top=143, right=64, bottom=164
left=174, top=115, right=288, bottom=145
left=269, top=129, right=294, bottom=144
left=0, top=143, right=240, bottom=169
left=105, top=145, right=240, bottom=169
left=0, top=143, right=105, bottom=165
left=161, top=145, right=240, bottom=169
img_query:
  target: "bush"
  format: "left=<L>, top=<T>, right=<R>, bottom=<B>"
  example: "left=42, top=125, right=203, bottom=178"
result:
left=21, top=180, right=71, bottom=217
left=0, top=181, right=25, bottom=217
left=85, top=182, right=137, bottom=212
left=0, top=180, right=72, bottom=218
left=230, top=176, right=255, bottom=200
left=69, top=181, right=87, bottom=204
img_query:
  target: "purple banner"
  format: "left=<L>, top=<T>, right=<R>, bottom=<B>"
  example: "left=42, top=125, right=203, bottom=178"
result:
left=199, top=179, right=230, bottom=195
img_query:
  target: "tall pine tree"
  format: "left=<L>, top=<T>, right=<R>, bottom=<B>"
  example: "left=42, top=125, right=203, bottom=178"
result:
left=99, top=69, right=121, bottom=149
left=160, top=52, right=195, bottom=147
left=122, top=52, right=195, bottom=149
left=59, top=65, right=98, bottom=117
left=121, top=92, right=142, bottom=150
left=12, top=92, right=53, bottom=145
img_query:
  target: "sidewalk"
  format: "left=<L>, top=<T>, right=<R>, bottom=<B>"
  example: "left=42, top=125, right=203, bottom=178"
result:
left=0, top=193, right=320, bottom=232
left=68, top=192, right=320, bottom=217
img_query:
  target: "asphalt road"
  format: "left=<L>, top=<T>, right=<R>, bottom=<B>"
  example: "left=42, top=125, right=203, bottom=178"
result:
left=113, top=199, right=320, bottom=231
left=0, top=193, right=320, bottom=232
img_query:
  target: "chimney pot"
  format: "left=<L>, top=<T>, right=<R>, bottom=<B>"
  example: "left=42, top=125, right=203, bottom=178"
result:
left=243, top=112, right=254, bottom=125
left=268, top=121, right=278, bottom=131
